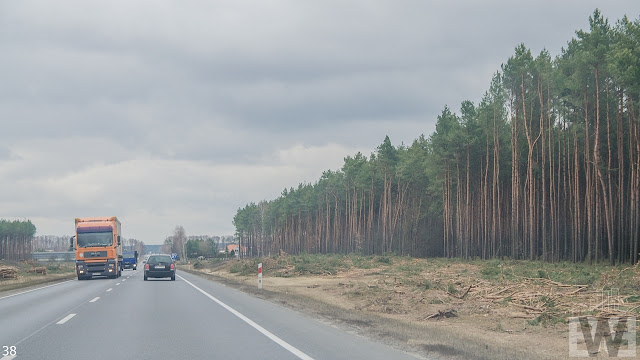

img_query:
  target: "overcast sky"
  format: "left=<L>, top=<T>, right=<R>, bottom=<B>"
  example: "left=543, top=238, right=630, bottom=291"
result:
left=1, top=1, right=638, bottom=244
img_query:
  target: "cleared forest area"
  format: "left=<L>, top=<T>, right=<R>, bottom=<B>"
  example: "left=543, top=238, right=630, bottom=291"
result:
left=189, top=254, right=640, bottom=359
left=0, top=260, right=75, bottom=293
left=234, top=10, right=640, bottom=266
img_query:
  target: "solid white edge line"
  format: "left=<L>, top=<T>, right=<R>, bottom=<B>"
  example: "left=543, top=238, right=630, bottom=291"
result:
left=177, top=274, right=314, bottom=360
left=56, top=313, right=76, bottom=325
left=0, top=280, right=75, bottom=301
left=89, top=297, right=100, bottom=303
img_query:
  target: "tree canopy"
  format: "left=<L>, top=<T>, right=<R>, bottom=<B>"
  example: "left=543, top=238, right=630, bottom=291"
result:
left=234, top=10, right=640, bottom=265
left=0, top=219, right=37, bottom=261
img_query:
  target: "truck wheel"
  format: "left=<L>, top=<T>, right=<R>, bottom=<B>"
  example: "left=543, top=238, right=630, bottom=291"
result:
left=171, top=275, right=175, bottom=281
left=144, top=275, right=148, bottom=281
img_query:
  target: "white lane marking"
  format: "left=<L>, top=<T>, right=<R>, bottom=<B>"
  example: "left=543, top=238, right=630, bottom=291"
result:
left=12, top=289, right=98, bottom=346
left=89, top=297, right=100, bottom=303
left=122, top=279, right=126, bottom=282
left=178, top=274, right=314, bottom=360
left=106, top=288, right=112, bottom=292
left=1, top=355, right=17, bottom=359
left=116, top=283, right=121, bottom=286
left=56, top=313, right=76, bottom=325
left=0, top=280, right=75, bottom=301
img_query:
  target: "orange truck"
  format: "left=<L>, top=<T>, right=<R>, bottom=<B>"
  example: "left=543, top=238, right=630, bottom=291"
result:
left=71, top=217, right=123, bottom=280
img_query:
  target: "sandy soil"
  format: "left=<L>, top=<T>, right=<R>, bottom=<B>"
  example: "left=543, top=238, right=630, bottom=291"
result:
left=183, top=261, right=591, bottom=360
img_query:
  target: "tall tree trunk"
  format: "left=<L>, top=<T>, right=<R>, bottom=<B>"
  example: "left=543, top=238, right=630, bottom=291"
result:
left=593, top=68, right=615, bottom=265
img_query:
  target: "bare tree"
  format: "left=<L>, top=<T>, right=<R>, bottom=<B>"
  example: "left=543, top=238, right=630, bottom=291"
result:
left=172, top=225, right=187, bottom=260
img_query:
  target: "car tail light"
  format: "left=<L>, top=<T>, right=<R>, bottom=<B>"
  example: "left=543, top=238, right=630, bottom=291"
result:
left=170, top=263, right=175, bottom=270
left=145, top=264, right=149, bottom=270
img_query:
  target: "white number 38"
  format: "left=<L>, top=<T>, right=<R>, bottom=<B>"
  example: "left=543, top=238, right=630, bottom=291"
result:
left=2, top=345, right=17, bottom=356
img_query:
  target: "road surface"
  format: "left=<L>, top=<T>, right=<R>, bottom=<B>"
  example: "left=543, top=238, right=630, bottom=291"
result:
left=0, top=269, right=424, bottom=360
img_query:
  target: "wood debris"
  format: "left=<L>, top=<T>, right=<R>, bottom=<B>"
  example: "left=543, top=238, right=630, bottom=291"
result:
left=425, top=309, right=457, bottom=320
left=444, top=275, right=640, bottom=320
left=0, top=266, right=18, bottom=279
left=28, top=266, right=47, bottom=275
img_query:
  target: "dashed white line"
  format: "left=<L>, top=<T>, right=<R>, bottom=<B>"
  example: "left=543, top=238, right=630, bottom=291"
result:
left=122, top=279, right=126, bottom=282
left=106, top=288, right=112, bottom=292
left=178, top=274, right=314, bottom=360
left=116, top=283, right=121, bottom=286
left=56, top=313, right=76, bottom=325
left=89, top=297, right=100, bottom=303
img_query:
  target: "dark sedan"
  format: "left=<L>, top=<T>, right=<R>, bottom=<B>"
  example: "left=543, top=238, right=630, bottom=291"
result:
left=144, top=254, right=175, bottom=281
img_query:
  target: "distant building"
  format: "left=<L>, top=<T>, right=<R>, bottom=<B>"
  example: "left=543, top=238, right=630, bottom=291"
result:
left=226, top=244, right=247, bottom=257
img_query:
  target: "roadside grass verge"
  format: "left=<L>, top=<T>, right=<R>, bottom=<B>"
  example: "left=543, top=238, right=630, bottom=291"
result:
left=214, top=254, right=640, bottom=314
left=214, top=254, right=639, bottom=292
left=187, top=254, right=640, bottom=359
left=0, top=260, right=76, bottom=293
left=183, top=265, right=535, bottom=360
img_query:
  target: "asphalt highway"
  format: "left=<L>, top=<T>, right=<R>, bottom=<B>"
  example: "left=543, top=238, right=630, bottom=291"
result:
left=0, top=269, right=424, bottom=360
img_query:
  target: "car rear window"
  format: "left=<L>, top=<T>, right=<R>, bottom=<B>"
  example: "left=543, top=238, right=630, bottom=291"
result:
left=148, top=255, right=172, bottom=264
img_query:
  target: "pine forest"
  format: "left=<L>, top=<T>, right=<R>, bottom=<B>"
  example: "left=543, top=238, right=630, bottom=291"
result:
left=234, top=11, right=640, bottom=265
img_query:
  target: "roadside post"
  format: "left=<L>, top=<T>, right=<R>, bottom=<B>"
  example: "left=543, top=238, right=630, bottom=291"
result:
left=258, top=262, right=263, bottom=289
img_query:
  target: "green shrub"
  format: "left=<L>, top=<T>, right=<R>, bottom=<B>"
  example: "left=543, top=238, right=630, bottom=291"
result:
left=625, top=295, right=640, bottom=303
left=229, top=263, right=241, bottom=273
left=481, top=265, right=501, bottom=279
left=229, top=260, right=256, bottom=275
left=447, top=283, right=458, bottom=294
left=352, top=256, right=373, bottom=269
left=422, top=280, right=432, bottom=290
left=46, top=264, right=61, bottom=272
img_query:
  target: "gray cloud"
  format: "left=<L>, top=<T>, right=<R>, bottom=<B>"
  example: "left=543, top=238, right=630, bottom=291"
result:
left=1, top=0, right=638, bottom=242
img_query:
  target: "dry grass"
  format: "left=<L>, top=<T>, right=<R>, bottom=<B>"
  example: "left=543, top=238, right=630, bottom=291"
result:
left=181, top=266, right=528, bottom=360
left=0, top=260, right=76, bottom=293
left=183, top=255, right=640, bottom=359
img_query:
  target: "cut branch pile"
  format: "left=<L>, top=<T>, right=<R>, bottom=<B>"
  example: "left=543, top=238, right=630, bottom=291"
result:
left=28, top=267, right=47, bottom=275
left=425, top=309, right=457, bottom=320
left=450, top=276, right=638, bottom=319
left=0, top=266, right=18, bottom=279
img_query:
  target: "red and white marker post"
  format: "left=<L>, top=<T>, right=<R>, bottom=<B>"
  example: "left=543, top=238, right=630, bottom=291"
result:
left=258, top=262, right=263, bottom=289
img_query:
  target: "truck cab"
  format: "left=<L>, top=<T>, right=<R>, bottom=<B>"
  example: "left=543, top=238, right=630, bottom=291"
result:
left=122, top=250, right=138, bottom=270
left=72, top=217, right=123, bottom=280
